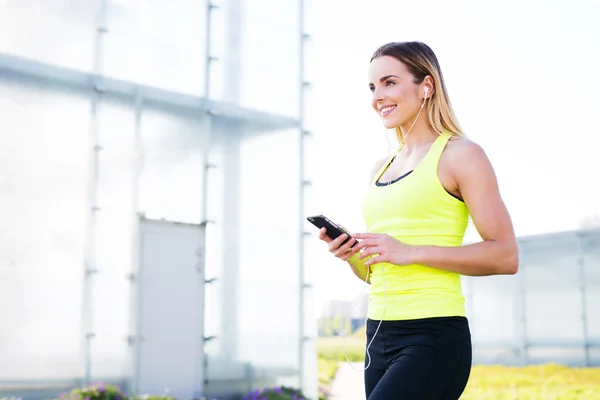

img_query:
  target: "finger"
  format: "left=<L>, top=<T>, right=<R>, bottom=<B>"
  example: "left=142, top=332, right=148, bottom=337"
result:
left=349, top=242, right=363, bottom=257
left=334, top=237, right=357, bottom=258
left=318, top=227, right=332, bottom=243
left=364, top=254, right=387, bottom=267
left=352, top=238, right=376, bottom=252
left=352, top=233, right=374, bottom=240
left=332, top=236, right=354, bottom=257
left=352, top=233, right=382, bottom=240
left=358, top=245, right=381, bottom=260
left=330, top=233, right=350, bottom=249
left=340, top=247, right=360, bottom=261
left=328, top=233, right=348, bottom=253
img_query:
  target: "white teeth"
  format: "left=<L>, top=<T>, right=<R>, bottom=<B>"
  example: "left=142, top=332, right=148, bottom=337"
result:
left=381, top=105, right=396, bottom=113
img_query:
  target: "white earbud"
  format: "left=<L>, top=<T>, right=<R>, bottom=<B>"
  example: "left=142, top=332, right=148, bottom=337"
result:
left=424, top=86, right=429, bottom=100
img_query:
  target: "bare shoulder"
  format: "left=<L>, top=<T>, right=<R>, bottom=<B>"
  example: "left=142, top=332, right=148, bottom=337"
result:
left=441, top=135, right=499, bottom=193
left=443, top=136, right=493, bottom=173
left=445, top=136, right=486, bottom=158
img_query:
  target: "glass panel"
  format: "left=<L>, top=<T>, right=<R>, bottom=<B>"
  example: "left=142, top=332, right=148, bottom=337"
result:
left=91, top=100, right=136, bottom=379
left=523, top=239, right=585, bottom=342
left=302, top=0, right=316, bottom=36
left=209, top=2, right=233, bottom=103
left=527, top=348, right=586, bottom=366
left=470, top=274, right=520, bottom=344
left=237, top=0, right=300, bottom=117
left=237, top=128, right=300, bottom=384
left=0, top=0, right=94, bottom=71
left=103, top=0, right=207, bottom=95
left=590, top=348, right=600, bottom=366
left=138, top=109, right=208, bottom=224
left=586, top=291, right=600, bottom=339
left=238, top=130, right=300, bottom=356
left=204, top=128, right=301, bottom=396
left=302, top=289, right=318, bottom=399
left=0, top=82, right=90, bottom=379
left=525, top=290, right=584, bottom=341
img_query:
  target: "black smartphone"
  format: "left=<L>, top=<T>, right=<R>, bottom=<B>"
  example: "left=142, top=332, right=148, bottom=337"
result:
left=306, top=214, right=355, bottom=247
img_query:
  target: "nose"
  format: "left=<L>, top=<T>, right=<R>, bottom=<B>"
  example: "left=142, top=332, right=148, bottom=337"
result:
left=372, top=88, right=384, bottom=107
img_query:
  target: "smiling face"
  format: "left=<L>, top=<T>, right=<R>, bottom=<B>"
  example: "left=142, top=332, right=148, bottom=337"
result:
left=368, top=55, right=424, bottom=130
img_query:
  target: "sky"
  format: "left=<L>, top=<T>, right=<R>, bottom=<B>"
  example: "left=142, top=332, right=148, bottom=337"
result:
left=308, top=0, right=600, bottom=315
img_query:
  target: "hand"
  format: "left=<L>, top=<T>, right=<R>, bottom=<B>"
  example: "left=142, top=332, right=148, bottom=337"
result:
left=352, top=233, right=417, bottom=267
left=318, top=228, right=361, bottom=262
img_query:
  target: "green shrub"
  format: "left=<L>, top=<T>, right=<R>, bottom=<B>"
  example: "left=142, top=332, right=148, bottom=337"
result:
left=317, top=337, right=365, bottom=362
left=318, top=357, right=339, bottom=385
left=57, top=383, right=124, bottom=400
left=242, top=386, right=308, bottom=400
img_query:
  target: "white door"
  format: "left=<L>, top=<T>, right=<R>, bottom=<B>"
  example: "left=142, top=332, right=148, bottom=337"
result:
left=134, top=217, right=206, bottom=399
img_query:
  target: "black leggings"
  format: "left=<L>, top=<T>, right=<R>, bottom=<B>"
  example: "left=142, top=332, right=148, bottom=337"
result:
left=364, top=316, right=472, bottom=400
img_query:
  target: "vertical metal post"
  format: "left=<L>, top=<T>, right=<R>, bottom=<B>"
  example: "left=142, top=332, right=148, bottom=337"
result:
left=518, top=256, right=528, bottom=365
left=82, top=0, right=108, bottom=386
left=83, top=96, right=100, bottom=387
left=298, top=0, right=307, bottom=391
left=200, top=0, right=217, bottom=394
left=204, top=2, right=215, bottom=106
left=128, top=88, right=144, bottom=395
left=577, top=234, right=591, bottom=366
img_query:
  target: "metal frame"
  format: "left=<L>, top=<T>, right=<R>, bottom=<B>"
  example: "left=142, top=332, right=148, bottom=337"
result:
left=0, top=53, right=299, bottom=131
left=0, top=0, right=312, bottom=397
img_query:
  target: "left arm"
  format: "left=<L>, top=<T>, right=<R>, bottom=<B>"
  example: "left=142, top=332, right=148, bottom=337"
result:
left=354, top=140, right=519, bottom=276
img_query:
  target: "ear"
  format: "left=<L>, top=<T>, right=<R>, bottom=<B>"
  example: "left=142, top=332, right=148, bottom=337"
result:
left=422, top=75, right=435, bottom=99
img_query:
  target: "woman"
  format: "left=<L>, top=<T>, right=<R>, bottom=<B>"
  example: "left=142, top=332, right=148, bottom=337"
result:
left=318, top=41, right=519, bottom=399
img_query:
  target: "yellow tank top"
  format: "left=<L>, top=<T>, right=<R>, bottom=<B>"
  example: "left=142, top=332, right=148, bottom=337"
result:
left=362, top=132, right=469, bottom=321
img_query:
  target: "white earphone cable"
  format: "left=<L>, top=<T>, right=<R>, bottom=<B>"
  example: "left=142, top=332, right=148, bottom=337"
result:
left=343, top=90, right=429, bottom=371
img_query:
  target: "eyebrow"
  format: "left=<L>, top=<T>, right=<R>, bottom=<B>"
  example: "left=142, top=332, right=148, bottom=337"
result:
left=380, top=75, right=399, bottom=82
left=369, top=75, right=400, bottom=86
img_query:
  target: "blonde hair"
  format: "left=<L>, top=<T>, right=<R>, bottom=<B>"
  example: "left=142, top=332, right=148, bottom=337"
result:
left=371, top=41, right=465, bottom=144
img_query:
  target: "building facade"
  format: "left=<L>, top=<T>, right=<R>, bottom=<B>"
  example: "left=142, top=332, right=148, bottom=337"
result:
left=0, top=0, right=317, bottom=399
left=464, top=228, right=600, bottom=367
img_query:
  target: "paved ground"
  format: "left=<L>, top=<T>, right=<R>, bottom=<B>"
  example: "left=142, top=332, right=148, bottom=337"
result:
left=329, top=362, right=366, bottom=400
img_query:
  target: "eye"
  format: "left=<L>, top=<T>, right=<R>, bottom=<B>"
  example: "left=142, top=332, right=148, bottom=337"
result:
left=385, top=80, right=395, bottom=87
left=369, top=85, right=375, bottom=92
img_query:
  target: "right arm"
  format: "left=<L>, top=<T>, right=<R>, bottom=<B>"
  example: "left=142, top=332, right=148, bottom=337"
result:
left=318, top=156, right=390, bottom=284
left=318, top=228, right=370, bottom=283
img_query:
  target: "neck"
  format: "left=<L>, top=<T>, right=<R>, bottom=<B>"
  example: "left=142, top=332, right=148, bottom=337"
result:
left=398, top=121, right=438, bottom=152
